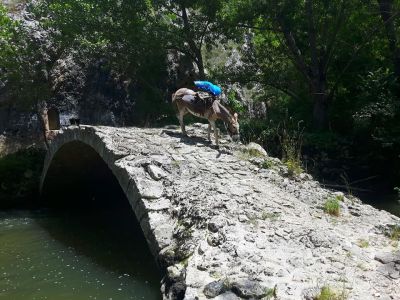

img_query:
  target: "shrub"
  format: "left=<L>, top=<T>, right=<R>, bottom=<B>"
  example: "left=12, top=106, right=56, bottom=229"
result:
left=324, top=198, right=340, bottom=216
left=0, top=147, right=45, bottom=207
left=315, top=286, right=347, bottom=300
left=278, top=117, right=304, bottom=176
left=390, top=225, right=400, bottom=241
left=285, top=158, right=303, bottom=176
left=239, top=118, right=278, bottom=155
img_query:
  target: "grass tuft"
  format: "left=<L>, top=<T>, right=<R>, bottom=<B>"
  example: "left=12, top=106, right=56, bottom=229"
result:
left=324, top=197, right=340, bottom=216
left=389, top=225, right=400, bottom=241
left=314, top=286, right=347, bottom=300
left=357, top=239, right=369, bottom=248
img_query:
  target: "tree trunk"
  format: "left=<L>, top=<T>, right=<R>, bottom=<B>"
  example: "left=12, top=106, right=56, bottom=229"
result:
left=312, top=78, right=329, bottom=130
left=180, top=3, right=205, bottom=79
left=37, top=101, right=49, bottom=150
left=313, top=95, right=329, bottom=130
left=196, top=51, right=205, bottom=79
left=377, top=0, right=400, bottom=85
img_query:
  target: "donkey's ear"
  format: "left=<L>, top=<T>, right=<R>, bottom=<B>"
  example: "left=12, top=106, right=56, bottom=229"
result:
left=234, top=113, right=238, bottom=121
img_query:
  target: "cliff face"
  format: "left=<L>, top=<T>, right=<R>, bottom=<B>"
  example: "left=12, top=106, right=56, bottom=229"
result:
left=0, top=1, right=200, bottom=139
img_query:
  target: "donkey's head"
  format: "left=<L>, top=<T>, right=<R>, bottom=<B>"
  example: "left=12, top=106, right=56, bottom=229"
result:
left=226, top=112, right=240, bottom=142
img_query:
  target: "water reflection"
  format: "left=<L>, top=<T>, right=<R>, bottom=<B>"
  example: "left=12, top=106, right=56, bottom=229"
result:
left=0, top=205, right=161, bottom=300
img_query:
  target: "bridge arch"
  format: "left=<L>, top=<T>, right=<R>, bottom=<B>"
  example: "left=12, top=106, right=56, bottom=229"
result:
left=40, top=126, right=174, bottom=264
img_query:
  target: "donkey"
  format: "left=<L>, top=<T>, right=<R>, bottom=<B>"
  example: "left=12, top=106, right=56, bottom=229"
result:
left=172, top=88, right=240, bottom=145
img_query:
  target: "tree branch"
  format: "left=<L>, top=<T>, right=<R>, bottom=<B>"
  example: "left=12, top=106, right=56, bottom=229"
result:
left=322, top=0, right=346, bottom=74
left=276, top=15, right=313, bottom=85
left=305, top=0, right=319, bottom=85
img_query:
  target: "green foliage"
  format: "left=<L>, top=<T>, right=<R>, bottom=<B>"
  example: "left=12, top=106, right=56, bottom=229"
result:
left=389, top=225, right=400, bottom=241
left=279, top=118, right=304, bottom=175
left=303, top=132, right=342, bottom=152
left=226, top=89, right=245, bottom=114
left=264, top=285, right=277, bottom=299
left=0, top=4, right=21, bottom=90
left=357, top=239, right=369, bottom=248
left=238, top=147, right=265, bottom=160
left=335, top=194, right=344, bottom=202
left=261, top=159, right=277, bottom=169
left=324, top=197, right=341, bottom=216
left=315, top=286, right=347, bottom=300
left=0, top=4, right=19, bottom=62
left=285, top=159, right=303, bottom=176
left=152, top=0, right=227, bottom=77
left=239, top=119, right=278, bottom=154
left=261, top=211, right=280, bottom=222
left=0, top=3, right=53, bottom=111
left=0, top=147, right=45, bottom=206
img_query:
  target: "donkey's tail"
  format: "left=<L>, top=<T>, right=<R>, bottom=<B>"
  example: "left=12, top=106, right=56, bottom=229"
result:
left=171, top=92, right=179, bottom=113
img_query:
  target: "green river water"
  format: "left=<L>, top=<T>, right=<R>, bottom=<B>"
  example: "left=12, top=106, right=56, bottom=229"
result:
left=0, top=208, right=162, bottom=300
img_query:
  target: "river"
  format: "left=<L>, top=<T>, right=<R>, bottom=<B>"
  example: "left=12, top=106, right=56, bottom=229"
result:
left=0, top=207, right=162, bottom=300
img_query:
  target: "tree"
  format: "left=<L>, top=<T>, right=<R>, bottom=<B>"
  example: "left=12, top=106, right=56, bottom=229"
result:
left=0, top=3, right=54, bottom=146
left=221, top=0, right=377, bottom=130
left=377, top=0, right=400, bottom=87
left=153, top=0, right=226, bottom=79
left=32, top=0, right=170, bottom=123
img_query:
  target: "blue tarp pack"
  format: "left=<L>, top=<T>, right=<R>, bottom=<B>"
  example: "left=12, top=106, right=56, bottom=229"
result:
left=194, top=81, right=222, bottom=96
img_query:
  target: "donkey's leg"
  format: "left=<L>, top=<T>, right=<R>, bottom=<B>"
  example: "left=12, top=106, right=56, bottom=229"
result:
left=207, top=123, right=212, bottom=141
left=177, top=109, right=188, bottom=136
left=210, top=121, right=219, bottom=146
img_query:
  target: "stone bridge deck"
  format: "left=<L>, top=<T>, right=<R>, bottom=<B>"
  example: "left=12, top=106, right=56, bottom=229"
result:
left=41, top=125, right=400, bottom=300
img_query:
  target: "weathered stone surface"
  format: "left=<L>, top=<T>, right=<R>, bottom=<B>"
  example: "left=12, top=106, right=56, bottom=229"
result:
left=213, top=292, right=240, bottom=300
left=208, top=216, right=227, bottom=233
left=167, top=263, right=186, bottom=281
left=203, top=280, right=227, bottom=298
left=231, top=279, right=269, bottom=299
left=147, top=164, right=167, bottom=181
left=136, top=178, right=164, bottom=199
left=41, top=125, right=400, bottom=300
left=243, top=142, right=267, bottom=157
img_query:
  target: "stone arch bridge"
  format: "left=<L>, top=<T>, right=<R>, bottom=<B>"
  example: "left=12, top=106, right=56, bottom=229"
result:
left=40, top=125, right=400, bottom=300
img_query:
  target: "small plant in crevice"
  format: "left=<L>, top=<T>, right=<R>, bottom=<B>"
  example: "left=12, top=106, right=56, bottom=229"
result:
left=278, top=117, right=304, bottom=177
left=356, top=263, right=369, bottom=272
left=324, top=197, right=340, bottom=216
left=314, top=286, right=348, bottom=300
left=171, top=159, right=181, bottom=168
left=247, top=215, right=259, bottom=227
left=357, top=239, right=369, bottom=248
left=340, top=172, right=352, bottom=196
left=261, top=211, right=280, bottom=222
left=261, top=159, right=274, bottom=169
left=335, top=194, right=345, bottom=202
left=389, top=225, right=400, bottom=241
left=239, top=147, right=265, bottom=159
left=264, top=285, right=277, bottom=299
left=285, top=158, right=303, bottom=176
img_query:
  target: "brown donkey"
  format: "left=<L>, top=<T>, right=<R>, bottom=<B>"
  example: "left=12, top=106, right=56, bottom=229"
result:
left=172, top=88, right=240, bottom=145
